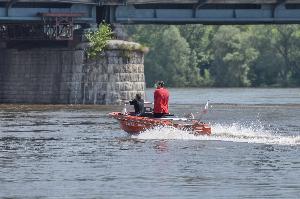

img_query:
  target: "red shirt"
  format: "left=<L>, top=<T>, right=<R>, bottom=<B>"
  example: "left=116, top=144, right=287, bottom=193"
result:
left=154, top=88, right=169, bottom=114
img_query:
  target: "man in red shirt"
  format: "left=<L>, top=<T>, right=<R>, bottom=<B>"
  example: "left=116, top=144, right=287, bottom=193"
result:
left=153, top=81, right=169, bottom=118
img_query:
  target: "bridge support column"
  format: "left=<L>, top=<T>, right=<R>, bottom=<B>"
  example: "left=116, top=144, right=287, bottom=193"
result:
left=0, top=42, right=6, bottom=49
left=0, top=40, right=145, bottom=104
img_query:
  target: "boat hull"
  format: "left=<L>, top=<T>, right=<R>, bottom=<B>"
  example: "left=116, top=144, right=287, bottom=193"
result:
left=109, top=112, right=211, bottom=136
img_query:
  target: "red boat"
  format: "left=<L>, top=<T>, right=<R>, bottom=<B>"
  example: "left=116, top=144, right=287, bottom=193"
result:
left=109, top=112, right=211, bottom=136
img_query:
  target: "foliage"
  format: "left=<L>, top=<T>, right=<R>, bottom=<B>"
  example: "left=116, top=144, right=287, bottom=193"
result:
left=250, top=25, right=300, bottom=87
left=85, top=22, right=113, bottom=59
left=210, top=26, right=258, bottom=87
left=125, top=24, right=300, bottom=87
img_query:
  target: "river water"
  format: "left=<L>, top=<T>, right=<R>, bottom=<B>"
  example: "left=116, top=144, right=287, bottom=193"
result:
left=0, top=88, right=300, bottom=199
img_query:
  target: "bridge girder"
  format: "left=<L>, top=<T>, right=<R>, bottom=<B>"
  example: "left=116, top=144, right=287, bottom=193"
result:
left=1, top=1, right=300, bottom=24
left=112, top=3, right=300, bottom=24
left=0, top=1, right=97, bottom=40
left=1, top=0, right=300, bottom=41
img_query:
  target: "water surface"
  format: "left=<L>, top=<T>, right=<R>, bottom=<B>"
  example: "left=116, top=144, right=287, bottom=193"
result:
left=0, top=88, right=300, bottom=199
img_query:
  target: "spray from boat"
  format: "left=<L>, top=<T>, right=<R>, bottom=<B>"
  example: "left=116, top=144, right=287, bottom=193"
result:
left=133, top=122, right=300, bottom=146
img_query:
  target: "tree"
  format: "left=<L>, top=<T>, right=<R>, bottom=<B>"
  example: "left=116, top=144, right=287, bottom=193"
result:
left=271, top=25, right=300, bottom=86
left=210, top=26, right=258, bottom=87
left=125, top=25, right=167, bottom=86
left=125, top=24, right=300, bottom=87
left=156, top=26, right=191, bottom=87
left=179, top=25, right=215, bottom=86
left=178, top=25, right=214, bottom=69
left=126, top=25, right=204, bottom=87
left=250, top=25, right=300, bottom=87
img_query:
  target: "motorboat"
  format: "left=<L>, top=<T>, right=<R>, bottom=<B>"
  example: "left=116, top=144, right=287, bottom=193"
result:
left=109, top=110, right=211, bottom=136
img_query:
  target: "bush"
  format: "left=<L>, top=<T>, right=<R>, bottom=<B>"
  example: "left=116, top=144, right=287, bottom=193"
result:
left=85, top=22, right=113, bottom=59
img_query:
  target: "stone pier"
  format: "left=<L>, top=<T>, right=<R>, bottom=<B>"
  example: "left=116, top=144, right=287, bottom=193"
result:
left=0, top=40, right=145, bottom=104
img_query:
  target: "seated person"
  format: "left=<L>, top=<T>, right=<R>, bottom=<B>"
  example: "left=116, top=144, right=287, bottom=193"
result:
left=129, top=93, right=145, bottom=116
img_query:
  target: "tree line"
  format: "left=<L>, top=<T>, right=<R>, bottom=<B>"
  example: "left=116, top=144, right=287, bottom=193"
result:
left=124, top=25, right=300, bottom=87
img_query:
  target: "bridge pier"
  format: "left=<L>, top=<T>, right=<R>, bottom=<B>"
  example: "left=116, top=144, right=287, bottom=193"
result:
left=0, top=40, right=145, bottom=104
left=0, top=42, right=5, bottom=49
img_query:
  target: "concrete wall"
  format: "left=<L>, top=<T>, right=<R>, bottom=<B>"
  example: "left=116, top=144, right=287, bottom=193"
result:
left=0, top=40, right=145, bottom=104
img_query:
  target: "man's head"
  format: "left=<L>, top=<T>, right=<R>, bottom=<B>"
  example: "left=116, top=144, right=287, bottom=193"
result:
left=156, top=81, right=165, bottom=88
left=135, top=93, right=142, bottom=100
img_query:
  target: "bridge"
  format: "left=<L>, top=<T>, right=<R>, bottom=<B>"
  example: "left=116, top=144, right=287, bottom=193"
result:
left=1, top=0, right=300, bottom=40
left=1, top=0, right=299, bottom=104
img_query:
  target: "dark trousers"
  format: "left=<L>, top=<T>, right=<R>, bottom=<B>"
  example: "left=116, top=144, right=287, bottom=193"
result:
left=154, top=113, right=166, bottom=118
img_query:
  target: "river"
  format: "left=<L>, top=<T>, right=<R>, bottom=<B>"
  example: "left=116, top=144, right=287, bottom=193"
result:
left=0, top=88, right=300, bottom=199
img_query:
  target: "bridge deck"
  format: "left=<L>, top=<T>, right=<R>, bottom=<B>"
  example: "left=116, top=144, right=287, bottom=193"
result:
left=0, top=0, right=300, bottom=32
left=0, top=0, right=299, bottom=4
left=0, top=0, right=96, bottom=4
left=125, top=0, right=300, bottom=4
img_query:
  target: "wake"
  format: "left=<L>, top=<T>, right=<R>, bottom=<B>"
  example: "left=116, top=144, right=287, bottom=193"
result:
left=133, top=123, right=300, bottom=146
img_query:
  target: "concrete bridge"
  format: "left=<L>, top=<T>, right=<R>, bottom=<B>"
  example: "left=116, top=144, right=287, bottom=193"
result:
left=1, top=0, right=300, bottom=40
left=1, top=0, right=300, bottom=104
left=114, top=0, right=300, bottom=24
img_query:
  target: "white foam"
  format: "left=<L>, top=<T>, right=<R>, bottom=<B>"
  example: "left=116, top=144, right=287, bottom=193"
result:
left=133, top=123, right=300, bottom=146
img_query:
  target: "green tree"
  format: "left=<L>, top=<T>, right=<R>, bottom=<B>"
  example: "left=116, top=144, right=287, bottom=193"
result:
left=210, top=26, right=258, bottom=87
left=250, top=25, right=300, bottom=87
left=156, top=26, right=191, bottom=87
left=249, top=26, right=281, bottom=86
left=125, top=25, right=167, bottom=86
left=126, top=25, right=205, bottom=87
left=271, top=25, right=300, bottom=86
left=179, top=25, right=214, bottom=69
left=125, top=24, right=300, bottom=87
left=178, top=25, right=215, bottom=86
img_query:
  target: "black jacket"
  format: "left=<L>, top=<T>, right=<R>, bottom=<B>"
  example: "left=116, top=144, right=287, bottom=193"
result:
left=129, top=99, right=144, bottom=116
